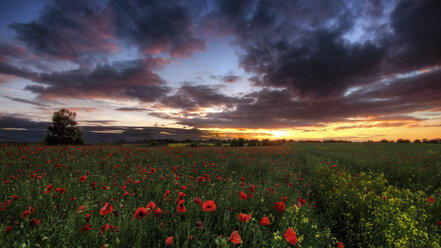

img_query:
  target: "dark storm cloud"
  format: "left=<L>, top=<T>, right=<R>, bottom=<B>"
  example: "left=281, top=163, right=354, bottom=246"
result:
left=110, top=0, right=206, bottom=57
left=388, top=0, right=441, bottom=73
left=2, top=0, right=209, bottom=104
left=0, top=58, right=171, bottom=102
left=0, top=60, right=37, bottom=80
left=3, top=96, right=49, bottom=107
left=9, top=0, right=117, bottom=63
left=173, top=69, right=441, bottom=129
left=204, top=0, right=440, bottom=101
left=206, top=0, right=390, bottom=100
left=0, top=114, right=48, bottom=130
left=35, top=58, right=167, bottom=102
left=0, top=56, right=170, bottom=102
left=0, top=43, right=27, bottom=57
left=9, top=0, right=206, bottom=62
left=244, top=31, right=386, bottom=100
left=160, top=84, right=246, bottom=111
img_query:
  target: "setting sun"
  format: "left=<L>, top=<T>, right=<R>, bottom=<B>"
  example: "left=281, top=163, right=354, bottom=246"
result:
left=267, top=130, right=288, bottom=139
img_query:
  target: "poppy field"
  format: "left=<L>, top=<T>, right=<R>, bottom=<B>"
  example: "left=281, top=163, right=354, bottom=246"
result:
left=1, top=143, right=441, bottom=247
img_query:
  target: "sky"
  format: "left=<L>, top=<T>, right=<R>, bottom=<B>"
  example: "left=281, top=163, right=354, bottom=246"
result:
left=0, top=0, right=440, bottom=142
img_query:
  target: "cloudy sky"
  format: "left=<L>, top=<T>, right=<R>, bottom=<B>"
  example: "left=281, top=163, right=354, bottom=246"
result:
left=1, top=0, right=440, bottom=142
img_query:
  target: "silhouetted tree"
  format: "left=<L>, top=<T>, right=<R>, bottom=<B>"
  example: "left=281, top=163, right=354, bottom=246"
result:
left=43, top=109, right=84, bottom=145
left=261, top=139, right=270, bottom=146
left=248, top=139, right=258, bottom=146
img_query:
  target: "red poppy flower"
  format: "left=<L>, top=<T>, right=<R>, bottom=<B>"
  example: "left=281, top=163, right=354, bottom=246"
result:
left=11, top=195, right=18, bottom=200
left=134, top=207, right=148, bottom=220
left=31, top=218, right=40, bottom=226
left=154, top=208, right=162, bottom=217
left=194, top=197, right=202, bottom=205
left=202, top=200, right=216, bottom=212
left=297, top=197, right=307, bottom=208
left=5, top=226, right=12, bottom=234
left=189, top=235, right=194, bottom=240
left=101, top=224, right=115, bottom=232
left=239, top=192, right=248, bottom=200
left=45, top=184, right=53, bottom=194
left=79, top=176, right=87, bottom=182
left=428, top=197, right=435, bottom=203
left=177, top=200, right=186, bottom=213
left=55, top=187, right=66, bottom=194
left=335, top=242, right=344, bottom=248
left=21, top=210, right=30, bottom=219
left=86, top=213, right=91, bottom=222
left=147, top=201, right=156, bottom=214
left=0, top=202, right=6, bottom=211
left=76, top=205, right=86, bottom=213
left=196, top=176, right=205, bottom=183
left=164, top=189, right=171, bottom=199
left=80, top=224, right=92, bottom=232
left=238, top=213, right=251, bottom=222
left=249, top=184, right=256, bottom=192
left=283, top=228, right=297, bottom=245
left=259, top=217, right=270, bottom=226
left=100, top=202, right=113, bottom=216
left=28, top=206, right=35, bottom=213
left=165, top=236, right=173, bottom=247
left=176, top=192, right=186, bottom=202
left=273, top=202, right=286, bottom=212
left=228, top=230, right=242, bottom=244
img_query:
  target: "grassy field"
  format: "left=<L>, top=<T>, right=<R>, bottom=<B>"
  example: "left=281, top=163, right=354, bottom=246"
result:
left=1, top=143, right=440, bottom=247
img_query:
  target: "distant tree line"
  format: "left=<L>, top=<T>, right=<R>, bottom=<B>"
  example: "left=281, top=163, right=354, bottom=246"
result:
left=380, top=138, right=441, bottom=144
left=111, top=138, right=290, bottom=147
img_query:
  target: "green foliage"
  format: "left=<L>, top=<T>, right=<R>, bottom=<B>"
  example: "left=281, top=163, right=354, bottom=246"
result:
left=43, top=109, right=84, bottom=145
left=0, top=143, right=440, bottom=247
left=311, top=166, right=441, bottom=247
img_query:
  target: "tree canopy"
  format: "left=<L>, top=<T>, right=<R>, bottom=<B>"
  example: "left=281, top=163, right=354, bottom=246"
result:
left=43, top=109, right=84, bottom=145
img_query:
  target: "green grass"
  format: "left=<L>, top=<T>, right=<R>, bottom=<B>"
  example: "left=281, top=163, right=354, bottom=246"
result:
left=0, top=143, right=440, bottom=247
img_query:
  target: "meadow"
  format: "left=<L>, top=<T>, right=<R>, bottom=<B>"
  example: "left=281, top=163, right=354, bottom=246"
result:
left=1, top=143, right=440, bottom=247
